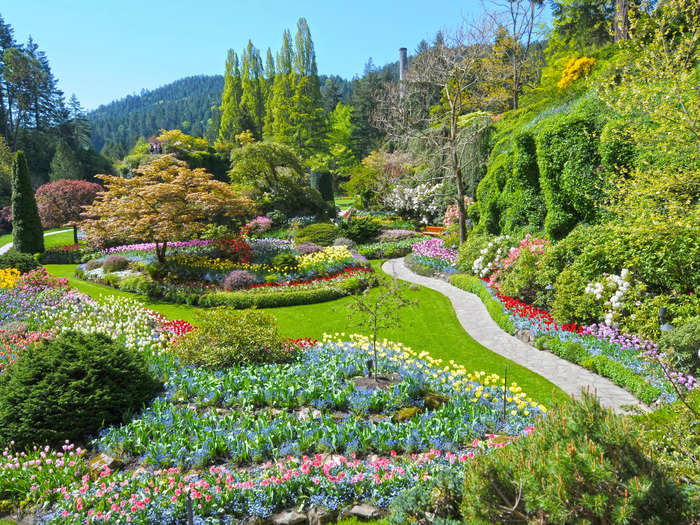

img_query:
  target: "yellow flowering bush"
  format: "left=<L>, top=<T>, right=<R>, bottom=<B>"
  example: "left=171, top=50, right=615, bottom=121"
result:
left=0, top=268, right=20, bottom=288
left=558, top=57, right=596, bottom=89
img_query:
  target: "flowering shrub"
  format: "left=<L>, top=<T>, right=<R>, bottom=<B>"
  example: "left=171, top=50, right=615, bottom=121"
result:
left=212, top=237, right=252, bottom=264
left=558, top=56, right=596, bottom=89
left=487, top=234, right=549, bottom=290
left=295, top=241, right=323, bottom=255
left=384, top=183, right=440, bottom=224
left=0, top=268, right=20, bottom=288
left=584, top=269, right=632, bottom=326
left=472, top=235, right=517, bottom=278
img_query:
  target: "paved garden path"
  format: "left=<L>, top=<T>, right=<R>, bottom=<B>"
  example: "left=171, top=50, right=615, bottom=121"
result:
left=0, top=229, right=72, bottom=255
left=382, top=258, right=649, bottom=414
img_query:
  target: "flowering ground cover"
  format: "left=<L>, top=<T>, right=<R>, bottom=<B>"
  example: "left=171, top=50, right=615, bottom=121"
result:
left=0, top=274, right=547, bottom=523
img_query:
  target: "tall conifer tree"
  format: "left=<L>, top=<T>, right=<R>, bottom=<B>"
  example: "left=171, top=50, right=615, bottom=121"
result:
left=240, top=41, right=265, bottom=140
left=218, top=50, right=243, bottom=143
left=11, top=150, right=44, bottom=253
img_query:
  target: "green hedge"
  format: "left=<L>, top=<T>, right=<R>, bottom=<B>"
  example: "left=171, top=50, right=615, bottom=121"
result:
left=448, top=274, right=515, bottom=335
left=542, top=338, right=661, bottom=404
left=198, top=276, right=372, bottom=309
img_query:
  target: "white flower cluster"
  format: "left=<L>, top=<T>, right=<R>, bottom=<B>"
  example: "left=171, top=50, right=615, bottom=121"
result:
left=472, top=235, right=513, bottom=278
left=585, top=269, right=631, bottom=326
left=384, top=183, right=440, bottom=224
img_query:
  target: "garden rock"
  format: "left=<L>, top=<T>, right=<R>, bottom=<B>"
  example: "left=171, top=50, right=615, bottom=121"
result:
left=423, top=391, right=449, bottom=409
left=348, top=503, right=383, bottom=519
left=89, top=453, right=122, bottom=476
left=271, top=509, right=307, bottom=525
left=350, top=373, right=401, bottom=391
left=307, top=506, right=336, bottom=525
left=393, top=406, right=421, bottom=422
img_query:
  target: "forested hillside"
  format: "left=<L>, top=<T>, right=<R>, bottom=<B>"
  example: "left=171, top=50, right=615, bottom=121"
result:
left=88, top=75, right=224, bottom=156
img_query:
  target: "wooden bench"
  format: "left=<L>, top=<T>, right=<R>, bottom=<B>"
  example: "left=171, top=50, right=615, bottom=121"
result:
left=422, top=226, right=445, bottom=236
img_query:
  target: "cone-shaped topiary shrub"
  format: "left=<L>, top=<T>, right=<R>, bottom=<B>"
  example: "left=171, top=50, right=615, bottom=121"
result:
left=0, top=331, right=161, bottom=449
left=11, top=151, right=44, bottom=254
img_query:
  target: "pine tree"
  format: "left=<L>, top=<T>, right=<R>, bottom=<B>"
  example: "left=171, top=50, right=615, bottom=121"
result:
left=11, top=151, right=44, bottom=253
left=218, top=50, right=244, bottom=143
left=49, top=140, right=81, bottom=181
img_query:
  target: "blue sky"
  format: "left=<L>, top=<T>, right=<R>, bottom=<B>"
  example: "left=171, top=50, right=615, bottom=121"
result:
left=2, top=1, right=504, bottom=110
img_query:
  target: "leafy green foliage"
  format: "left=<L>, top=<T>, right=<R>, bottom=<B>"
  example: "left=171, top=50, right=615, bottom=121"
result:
left=0, top=331, right=160, bottom=448
left=659, top=317, right=700, bottom=376
left=294, top=223, right=338, bottom=246
left=11, top=151, right=44, bottom=254
left=459, top=391, right=688, bottom=523
left=337, top=217, right=383, bottom=244
left=456, top=233, right=490, bottom=272
left=170, top=309, right=297, bottom=368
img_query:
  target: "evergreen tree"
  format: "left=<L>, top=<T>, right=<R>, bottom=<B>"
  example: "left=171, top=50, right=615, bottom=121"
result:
left=322, top=77, right=342, bottom=112
left=350, top=68, right=383, bottom=160
left=218, top=50, right=244, bottom=143
left=240, top=41, right=265, bottom=139
left=270, top=29, right=296, bottom=146
left=49, top=140, right=81, bottom=181
left=262, top=48, right=276, bottom=139
left=11, top=150, right=44, bottom=253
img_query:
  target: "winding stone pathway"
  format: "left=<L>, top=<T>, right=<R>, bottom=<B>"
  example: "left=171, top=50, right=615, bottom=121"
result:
left=0, top=229, right=72, bottom=255
left=382, top=258, right=648, bottom=414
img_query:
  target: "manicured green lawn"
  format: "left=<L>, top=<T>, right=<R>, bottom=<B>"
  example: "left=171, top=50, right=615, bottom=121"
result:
left=43, top=229, right=76, bottom=248
left=0, top=228, right=72, bottom=250
left=45, top=262, right=565, bottom=405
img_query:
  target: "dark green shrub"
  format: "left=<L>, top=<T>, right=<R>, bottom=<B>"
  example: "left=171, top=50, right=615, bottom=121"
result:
left=294, top=223, right=338, bottom=246
left=170, top=309, right=297, bottom=368
left=458, top=391, right=688, bottom=523
left=10, top=151, right=44, bottom=254
left=267, top=178, right=335, bottom=219
left=270, top=252, right=299, bottom=271
left=0, top=248, right=40, bottom=274
left=473, top=152, right=512, bottom=234
left=0, top=331, right=160, bottom=449
left=310, top=169, right=334, bottom=202
left=102, top=255, right=129, bottom=272
left=659, top=316, right=700, bottom=376
left=337, top=217, right=383, bottom=244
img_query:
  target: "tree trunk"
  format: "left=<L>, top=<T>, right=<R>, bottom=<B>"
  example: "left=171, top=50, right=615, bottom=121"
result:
left=73, top=224, right=78, bottom=245
left=450, top=118, right=467, bottom=244
left=615, top=0, right=630, bottom=42
left=155, top=241, right=168, bottom=264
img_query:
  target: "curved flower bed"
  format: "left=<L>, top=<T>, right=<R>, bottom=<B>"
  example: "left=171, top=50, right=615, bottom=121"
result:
left=0, top=278, right=545, bottom=523
left=471, top=280, right=696, bottom=403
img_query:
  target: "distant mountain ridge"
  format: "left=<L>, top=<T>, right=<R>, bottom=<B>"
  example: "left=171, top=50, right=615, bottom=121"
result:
left=88, top=75, right=224, bottom=155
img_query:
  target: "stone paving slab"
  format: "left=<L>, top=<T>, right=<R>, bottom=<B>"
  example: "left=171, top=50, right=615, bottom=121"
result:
left=382, top=258, right=649, bottom=414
